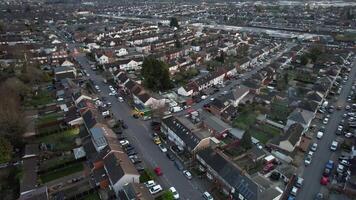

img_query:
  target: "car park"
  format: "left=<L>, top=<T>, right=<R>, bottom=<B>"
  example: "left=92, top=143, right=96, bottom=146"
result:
left=183, top=170, right=192, bottom=180
left=149, top=185, right=162, bottom=195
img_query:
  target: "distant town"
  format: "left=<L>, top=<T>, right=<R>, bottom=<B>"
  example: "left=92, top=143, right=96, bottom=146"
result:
left=0, top=1, right=355, bottom=200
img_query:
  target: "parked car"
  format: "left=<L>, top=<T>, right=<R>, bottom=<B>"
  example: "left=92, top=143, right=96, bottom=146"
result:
left=144, top=180, right=156, bottom=188
left=290, top=186, right=298, bottom=196
left=317, top=131, right=324, bottom=139
left=304, top=155, right=312, bottom=166
left=202, top=192, right=214, bottom=200
left=154, top=167, right=163, bottom=176
left=166, top=152, right=175, bottom=161
left=295, top=177, right=304, bottom=188
left=310, top=143, right=318, bottom=152
left=119, top=140, right=129, bottom=146
left=149, top=185, right=162, bottom=195
left=183, top=170, right=192, bottom=180
left=323, top=118, right=329, bottom=124
left=263, top=163, right=275, bottom=174
left=169, top=187, right=179, bottom=199
left=158, top=144, right=167, bottom=153
left=320, top=176, right=329, bottom=185
left=174, top=160, right=184, bottom=171
left=330, top=141, right=338, bottom=151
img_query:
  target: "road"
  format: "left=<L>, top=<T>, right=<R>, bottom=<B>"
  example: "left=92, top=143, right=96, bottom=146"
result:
left=75, top=55, right=204, bottom=200
left=297, top=58, right=356, bottom=199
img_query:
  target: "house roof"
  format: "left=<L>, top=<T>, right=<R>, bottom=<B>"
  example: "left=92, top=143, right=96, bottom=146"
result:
left=162, top=116, right=201, bottom=151
left=90, top=127, right=108, bottom=148
left=137, top=92, right=151, bottom=104
left=54, top=66, right=75, bottom=74
left=118, top=183, right=154, bottom=200
left=227, top=85, right=250, bottom=101
left=82, top=110, right=98, bottom=130
left=103, top=151, right=139, bottom=184
left=197, top=148, right=259, bottom=200
left=200, top=111, right=243, bottom=138
left=281, top=123, right=304, bottom=147
left=19, top=186, right=48, bottom=200
left=288, top=108, right=314, bottom=126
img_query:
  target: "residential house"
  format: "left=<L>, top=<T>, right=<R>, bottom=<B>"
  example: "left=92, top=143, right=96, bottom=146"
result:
left=272, top=123, right=305, bottom=153
left=226, top=85, right=250, bottom=107
left=286, top=108, right=315, bottom=131
left=118, top=183, right=154, bottom=200
left=200, top=111, right=245, bottom=140
left=54, top=66, right=76, bottom=80
left=115, top=48, right=128, bottom=57
left=161, top=115, right=211, bottom=152
left=103, top=151, right=140, bottom=195
left=197, top=148, right=281, bottom=200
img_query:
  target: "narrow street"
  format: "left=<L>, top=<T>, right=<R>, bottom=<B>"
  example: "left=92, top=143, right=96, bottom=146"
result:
left=75, top=55, right=204, bottom=200
left=297, top=58, right=356, bottom=199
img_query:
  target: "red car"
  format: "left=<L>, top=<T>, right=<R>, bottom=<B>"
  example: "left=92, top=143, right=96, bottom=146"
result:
left=320, top=176, right=329, bottom=185
left=263, top=163, right=275, bottom=174
left=154, top=167, right=163, bottom=176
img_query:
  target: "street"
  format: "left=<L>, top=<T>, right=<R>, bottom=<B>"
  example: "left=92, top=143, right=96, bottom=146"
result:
left=297, top=58, right=356, bottom=200
left=75, top=55, right=204, bottom=200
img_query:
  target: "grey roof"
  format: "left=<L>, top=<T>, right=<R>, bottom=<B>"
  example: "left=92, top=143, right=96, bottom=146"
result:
left=288, top=108, right=314, bottom=125
left=198, top=148, right=259, bottom=200
left=20, top=157, right=38, bottom=194
left=162, top=116, right=200, bottom=151
left=281, top=123, right=304, bottom=146
left=19, top=186, right=48, bottom=200
left=200, top=111, right=244, bottom=139
left=90, top=127, right=108, bottom=148
left=104, top=153, right=125, bottom=184
left=227, top=85, right=250, bottom=101
left=53, top=66, right=74, bottom=73
left=82, top=110, right=97, bottom=130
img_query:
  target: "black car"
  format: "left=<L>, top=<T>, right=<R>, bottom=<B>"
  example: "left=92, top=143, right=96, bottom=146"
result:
left=122, top=123, right=128, bottom=129
left=135, top=164, right=145, bottom=172
left=125, top=146, right=135, bottom=152
left=127, top=150, right=137, bottom=156
left=151, top=121, right=161, bottom=127
left=166, top=152, right=175, bottom=161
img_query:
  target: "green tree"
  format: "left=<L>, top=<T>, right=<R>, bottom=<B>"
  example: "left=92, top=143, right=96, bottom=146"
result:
left=240, top=132, right=252, bottom=150
left=141, top=57, right=172, bottom=92
left=160, top=190, right=174, bottom=200
left=169, top=17, right=179, bottom=28
left=0, top=136, right=12, bottom=163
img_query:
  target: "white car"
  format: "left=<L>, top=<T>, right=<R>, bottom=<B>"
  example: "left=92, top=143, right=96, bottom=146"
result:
left=169, top=187, right=179, bottom=199
left=119, top=140, right=129, bottom=146
left=203, top=191, right=214, bottom=200
left=183, top=170, right=192, bottom=180
left=290, top=186, right=298, bottom=196
left=310, top=143, right=318, bottom=152
left=144, top=180, right=156, bottom=188
left=304, top=155, right=312, bottom=166
left=94, top=85, right=100, bottom=90
left=149, top=185, right=162, bottom=195
left=316, top=131, right=324, bottom=139
left=109, top=92, right=116, bottom=96
left=158, top=144, right=167, bottom=153
left=345, top=132, right=353, bottom=138
left=330, top=141, right=338, bottom=151
left=118, top=97, right=124, bottom=102
left=323, top=118, right=329, bottom=124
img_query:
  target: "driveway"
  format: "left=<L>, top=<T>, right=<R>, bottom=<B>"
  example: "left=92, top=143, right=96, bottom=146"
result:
left=296, top=58, right=356, bottom=199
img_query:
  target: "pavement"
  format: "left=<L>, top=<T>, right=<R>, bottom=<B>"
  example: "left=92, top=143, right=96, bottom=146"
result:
left=296, top=58, right=356, bottom=200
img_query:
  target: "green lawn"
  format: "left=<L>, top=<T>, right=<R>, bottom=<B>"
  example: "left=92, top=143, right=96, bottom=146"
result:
left=40, top=162, right=83, bottom=183
left=39, top=154, right=75, bottom=172
left=26, top=90, right=54, bottom=107
left=83, top=193, right=101, bottom=200
left=35, top=128, right=79, bottom=151
left=37, top=112, right=63, bottom=126
left=249, top=124, right=282, bottom=144
left=233, top=112, right=257, bottom=130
